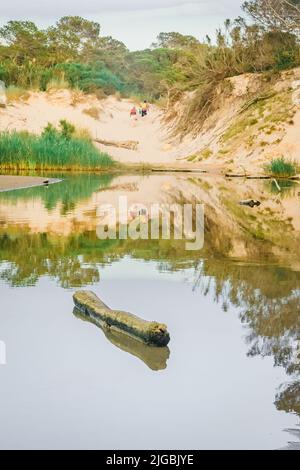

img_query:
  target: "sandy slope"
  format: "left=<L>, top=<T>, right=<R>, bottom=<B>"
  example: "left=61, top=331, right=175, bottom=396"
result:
left=166, top=69, right=300, bottom=173
left=0, top=90, right=227, bottom=169
left=0, top=90, right=180, bottom=165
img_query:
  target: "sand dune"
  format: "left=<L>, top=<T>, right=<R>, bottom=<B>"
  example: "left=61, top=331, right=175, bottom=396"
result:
left=1, top=68, right=300, bottom=173
left=0, top=90, right=180, bottom=165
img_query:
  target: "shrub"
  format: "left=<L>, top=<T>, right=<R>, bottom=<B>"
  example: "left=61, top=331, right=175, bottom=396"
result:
left=266, top=157, right=297, bottom=177
left=55, top=62, right=124, bottom=95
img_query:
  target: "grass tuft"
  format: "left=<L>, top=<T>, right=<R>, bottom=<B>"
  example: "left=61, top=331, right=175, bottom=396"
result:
left=46, top=78, right=70, bottom=91
left=5, top=86, right=30, bottom=102
left=83, top=106, right=101, bottom=120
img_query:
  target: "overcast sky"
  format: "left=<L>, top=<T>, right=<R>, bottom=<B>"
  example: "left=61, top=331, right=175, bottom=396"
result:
left=0, top=0, right=244, bottom=50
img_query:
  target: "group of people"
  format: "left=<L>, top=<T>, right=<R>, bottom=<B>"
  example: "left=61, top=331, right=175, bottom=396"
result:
left=130, top=100, right=150, bottom=120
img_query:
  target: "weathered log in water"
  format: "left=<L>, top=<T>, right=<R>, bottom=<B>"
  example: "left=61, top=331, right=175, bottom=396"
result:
left=73, top=291, right=170, bottom=347
left=73, top=307, right=170, bottom=371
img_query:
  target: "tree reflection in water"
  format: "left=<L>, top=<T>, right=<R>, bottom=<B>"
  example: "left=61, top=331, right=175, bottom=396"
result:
left=276, top=382, right=300, bottom=449
left=193, top=260, right=300, bottom=449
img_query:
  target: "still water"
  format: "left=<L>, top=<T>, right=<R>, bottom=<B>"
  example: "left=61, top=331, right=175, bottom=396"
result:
left=0, top=173, right=299, bottom=449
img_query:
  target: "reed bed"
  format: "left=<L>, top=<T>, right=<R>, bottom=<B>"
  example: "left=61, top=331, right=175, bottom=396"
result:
left=0, top=128, right=114, bottom=171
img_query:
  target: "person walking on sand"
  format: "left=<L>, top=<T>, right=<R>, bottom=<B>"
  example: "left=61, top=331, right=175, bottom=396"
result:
left=141, top=100, right=149, bottom=117
left=130, top=106, right=137, bottom=119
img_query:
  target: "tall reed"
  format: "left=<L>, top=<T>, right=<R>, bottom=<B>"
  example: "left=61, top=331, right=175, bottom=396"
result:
left=0, top=127, right=114, bottom=171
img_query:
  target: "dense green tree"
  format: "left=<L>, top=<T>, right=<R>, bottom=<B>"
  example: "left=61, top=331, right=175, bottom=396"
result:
left=46, top=16, right=101, bottom=63
left=0, top=21, right=48, bottom=64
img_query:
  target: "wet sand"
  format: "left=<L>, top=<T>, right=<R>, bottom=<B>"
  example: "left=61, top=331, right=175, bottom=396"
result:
left=0, top=175, right=60, bottom=192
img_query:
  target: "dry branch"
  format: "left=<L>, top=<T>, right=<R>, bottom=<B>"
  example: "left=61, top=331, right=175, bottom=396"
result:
left=94, top=138, right=139, bottom=151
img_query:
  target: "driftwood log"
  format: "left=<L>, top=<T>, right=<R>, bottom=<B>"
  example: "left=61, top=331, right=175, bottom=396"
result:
left=151, top=168, right=207, bottom=173
left=94, top=138, right=139, bottom=151
left=225, top=173, right=249, bottom=178
left=226, top=173, right=273, bottom=180
left=73, top=291, right=170, bottom=347
left=73, top=307, right=170, bottom=370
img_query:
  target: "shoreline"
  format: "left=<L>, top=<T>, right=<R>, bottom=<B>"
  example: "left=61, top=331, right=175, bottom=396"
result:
left=1, top=167, right=299, bottom=193
left=0, top=175, right=61, bottom=193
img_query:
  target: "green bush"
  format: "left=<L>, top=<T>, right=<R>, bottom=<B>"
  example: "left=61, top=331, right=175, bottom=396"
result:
left=51, top=62, right=125, bottom=95
left=266, top=158, right=297, bottom=177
